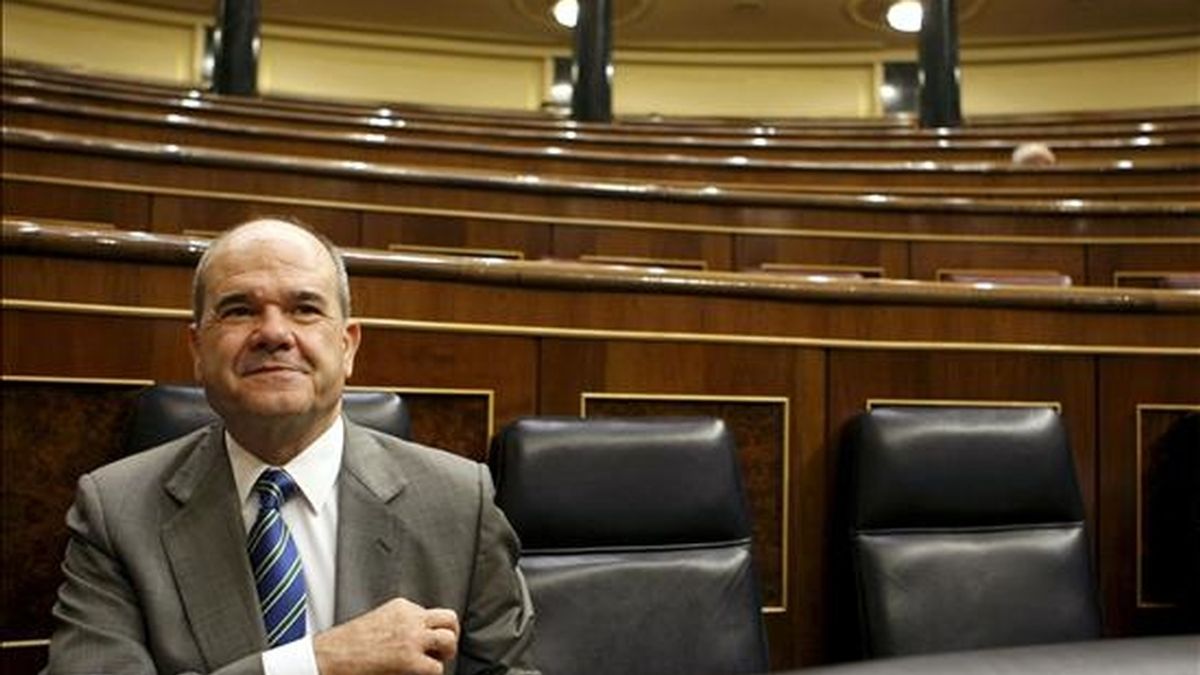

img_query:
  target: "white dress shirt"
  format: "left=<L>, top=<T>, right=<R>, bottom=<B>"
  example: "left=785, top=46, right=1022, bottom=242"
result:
left=227, top=416, right=344, bottom=675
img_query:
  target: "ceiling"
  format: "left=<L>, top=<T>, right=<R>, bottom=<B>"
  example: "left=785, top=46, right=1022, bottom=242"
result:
left=130, top=0, right=1200, bottom=50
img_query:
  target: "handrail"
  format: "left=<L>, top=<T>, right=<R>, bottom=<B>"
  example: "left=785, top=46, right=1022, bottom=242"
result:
left=6, top=92, right=1198, bottom=168
left=5, top=219, right=1198, bottom=313
left=5, top=126, right=1197, bottom=217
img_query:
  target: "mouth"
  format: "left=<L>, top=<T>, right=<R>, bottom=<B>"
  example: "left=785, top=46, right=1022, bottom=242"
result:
left=241, top=363, right=308, bottom=377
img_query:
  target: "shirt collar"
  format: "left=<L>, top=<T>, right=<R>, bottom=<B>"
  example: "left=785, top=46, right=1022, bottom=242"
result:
left=227, top=415, right=345, bottom=515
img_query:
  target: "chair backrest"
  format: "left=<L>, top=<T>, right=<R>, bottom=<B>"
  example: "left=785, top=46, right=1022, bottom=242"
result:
left=839, top=405, right=1101, bottom=658
left=125, top=384, right=410, bottom=452
left=489, top=417, right=769, bottom=675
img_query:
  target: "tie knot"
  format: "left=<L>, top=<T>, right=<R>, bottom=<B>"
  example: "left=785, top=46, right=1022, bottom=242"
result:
left=254, top=468, right=297, bottom=511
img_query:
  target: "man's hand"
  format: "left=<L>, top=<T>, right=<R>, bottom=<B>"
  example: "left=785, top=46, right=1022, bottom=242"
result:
left=313, top=598, right=460, bottom=675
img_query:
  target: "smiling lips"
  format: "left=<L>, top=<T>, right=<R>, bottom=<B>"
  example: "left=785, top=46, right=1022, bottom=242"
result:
left=240, top=361, right=310, bottom=377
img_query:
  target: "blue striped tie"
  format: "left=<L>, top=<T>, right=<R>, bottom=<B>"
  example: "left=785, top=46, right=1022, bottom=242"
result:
left=248, top=468, right=308, bottom=647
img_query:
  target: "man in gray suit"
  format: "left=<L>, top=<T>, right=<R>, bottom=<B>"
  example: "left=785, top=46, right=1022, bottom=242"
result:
left=45, top=218, right=538, bottom=674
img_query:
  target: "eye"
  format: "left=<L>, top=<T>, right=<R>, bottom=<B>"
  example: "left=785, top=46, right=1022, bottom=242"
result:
left=293, top=303, right=325, bottom=318
left=218, top=305, right=253, bottom=319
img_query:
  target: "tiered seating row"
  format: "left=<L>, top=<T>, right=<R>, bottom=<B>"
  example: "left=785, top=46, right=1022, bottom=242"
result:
left=3, top=62, right=1200, bottom=671
left=5, top=92, right=1199, bottom=198
left=6, top=68, right=1200, bottom=167
left=4, top=125, right=1198, bottom=286
left=2, top=222, right=1198, bottom=672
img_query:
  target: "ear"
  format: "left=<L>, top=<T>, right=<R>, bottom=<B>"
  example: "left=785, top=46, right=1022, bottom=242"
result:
left=188, top=323, right=203, bottom=382
left=342, top=320, right=363, bottom=379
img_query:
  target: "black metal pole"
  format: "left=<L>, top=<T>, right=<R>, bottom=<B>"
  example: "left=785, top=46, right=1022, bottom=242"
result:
left=571, top=0, right=612, bottom=123
left=918, top=0, right=962, bottom=128
left=211, top=0, right=260, bottom=96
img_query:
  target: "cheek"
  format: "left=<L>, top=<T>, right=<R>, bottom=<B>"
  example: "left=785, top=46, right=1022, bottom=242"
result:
left=300, top=331, right=346, bottom=368
left=200, top=334, right=247, bottom=371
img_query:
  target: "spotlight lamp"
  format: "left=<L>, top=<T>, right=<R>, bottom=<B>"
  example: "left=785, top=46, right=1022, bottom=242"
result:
left=886, top=0, right=924, bottom=33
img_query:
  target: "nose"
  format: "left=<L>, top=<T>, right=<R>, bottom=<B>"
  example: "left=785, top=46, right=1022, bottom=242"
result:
left=251, top=305, right=297, bottom=351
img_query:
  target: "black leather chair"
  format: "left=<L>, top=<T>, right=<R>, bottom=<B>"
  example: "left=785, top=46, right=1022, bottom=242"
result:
left=125, top=384, right=410, bottom=452
left=489, top=417, right=769, bottom=675
left=838, top=405, right=1101, bottom=658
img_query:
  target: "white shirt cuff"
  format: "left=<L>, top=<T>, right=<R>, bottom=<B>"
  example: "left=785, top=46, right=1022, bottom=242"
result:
left=262, top=635, right=319, bottom=675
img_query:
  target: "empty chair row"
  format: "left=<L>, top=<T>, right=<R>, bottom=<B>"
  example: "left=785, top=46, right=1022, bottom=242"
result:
left=7, top=60, right=1200, bottom=142
left=6, top=86, right=1200, bottom=168
left=5, top=97, right=1198, bottom=195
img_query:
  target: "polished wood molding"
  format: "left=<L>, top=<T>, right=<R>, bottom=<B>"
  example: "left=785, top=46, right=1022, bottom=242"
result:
left=6, top=91, right=1199, bottom=174
left=6, top=220, right=1199, bottom=313
left=8, top=173, right=1200, bottom=244
left=5, top=127, right=1198, bottom=217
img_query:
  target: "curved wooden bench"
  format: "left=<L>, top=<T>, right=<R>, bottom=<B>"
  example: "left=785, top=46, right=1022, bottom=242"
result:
left=4, top=128, right=1198, bottom=283
left=6, top=92, right=1199, bottom=187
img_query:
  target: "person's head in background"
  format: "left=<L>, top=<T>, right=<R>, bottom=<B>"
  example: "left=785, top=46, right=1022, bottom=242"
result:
left=1011, top=142, right=1057, bottom=166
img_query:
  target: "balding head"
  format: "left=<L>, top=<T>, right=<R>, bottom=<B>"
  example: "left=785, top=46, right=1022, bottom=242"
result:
left=191, top=218, right=351, bottom=325
left=1011, top=142, right=1057, bottom=167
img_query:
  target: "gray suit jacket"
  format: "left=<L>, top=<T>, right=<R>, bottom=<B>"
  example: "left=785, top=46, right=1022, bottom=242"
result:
left=45, top=420, right=538, bottom=674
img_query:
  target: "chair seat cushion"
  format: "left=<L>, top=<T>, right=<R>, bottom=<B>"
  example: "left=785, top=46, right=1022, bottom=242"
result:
left=523, top=546, right=764, bottom=675
left=856, top=526, right=1101, bottom=655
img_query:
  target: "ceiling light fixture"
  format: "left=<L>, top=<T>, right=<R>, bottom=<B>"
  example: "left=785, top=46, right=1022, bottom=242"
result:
left=886, top=0, right=924, bottom=33
left=552, top=0, right=579, bottom=28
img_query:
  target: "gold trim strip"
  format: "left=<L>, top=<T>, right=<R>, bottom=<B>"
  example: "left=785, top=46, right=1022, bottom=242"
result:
left=1, top=374, right=155, bottom=386
left=582, top=392, right=793, bottom=404
left=6, top=173, right=1199, bottom=247
left=1114, top=270, right=1200, bottom=287
left=936, top=268, right=1069, bottom=282
left=581, top=392, right=791, bottom=615
left=181, top=229, right=221, bottom=238
left=388, top=243, right=524, bottom=260
left=5, top=298, right=1200, bottom=356
left=579, top=255, right=708, bottom=271
left=759, top=263, right=885, bottom=277
left=347, top=384, right=496, bottom=439
left=1135, top=402, right=1200, bottom=609
left=1, top=299, right=189, bottom=319
left=866, top=398, right=1063, bottom=412
left=1135, top=403, right=1200, bottom=412
left=0, top=639, right=50, bottom=649
left=7, top=214, right=114, bottom=230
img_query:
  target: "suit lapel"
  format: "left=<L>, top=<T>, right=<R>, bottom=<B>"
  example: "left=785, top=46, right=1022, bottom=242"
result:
left=161, top=428, right=266, bottom=669
left=334, top=422, right=408, bottom=623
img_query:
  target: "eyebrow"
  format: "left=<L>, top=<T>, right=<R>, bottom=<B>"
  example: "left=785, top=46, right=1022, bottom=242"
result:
left=292, top=290, right=330, bottom=306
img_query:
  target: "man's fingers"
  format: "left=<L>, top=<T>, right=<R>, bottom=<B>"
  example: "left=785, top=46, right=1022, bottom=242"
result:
left=425, top=626, right=459, bottom=661
left=315, top=599, right=462, bottom=675
left=423, top=608, right=460, bottom=635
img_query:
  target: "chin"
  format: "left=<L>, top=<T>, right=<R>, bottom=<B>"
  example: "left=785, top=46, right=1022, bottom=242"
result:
left=239, top=392, right=316, bottom=418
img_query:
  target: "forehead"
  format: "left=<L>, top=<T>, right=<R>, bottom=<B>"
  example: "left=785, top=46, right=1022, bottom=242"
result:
left=203, top=224, right=337, bottom=296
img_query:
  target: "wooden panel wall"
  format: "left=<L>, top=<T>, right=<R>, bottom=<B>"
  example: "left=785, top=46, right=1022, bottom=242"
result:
left=3, top=242, right=1197, bottom=670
